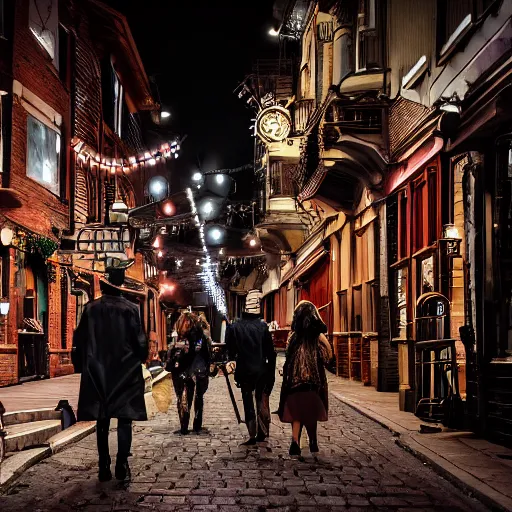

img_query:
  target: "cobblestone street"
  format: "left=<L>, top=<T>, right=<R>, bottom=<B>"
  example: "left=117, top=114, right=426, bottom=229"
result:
left=0, top=367, right=488, bottom=511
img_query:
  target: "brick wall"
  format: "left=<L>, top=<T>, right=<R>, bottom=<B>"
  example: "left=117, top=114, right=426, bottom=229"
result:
left=4, top=0, right=70, bottom=238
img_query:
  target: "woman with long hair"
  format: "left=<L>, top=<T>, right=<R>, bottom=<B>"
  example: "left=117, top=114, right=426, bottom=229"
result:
left=278, top=300, right=332, bottom=456
left=166, top=311, right=211, bottom=434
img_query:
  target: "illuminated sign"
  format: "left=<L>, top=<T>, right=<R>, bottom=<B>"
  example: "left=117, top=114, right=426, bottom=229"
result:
left=256, top=106, right=292, bottom=143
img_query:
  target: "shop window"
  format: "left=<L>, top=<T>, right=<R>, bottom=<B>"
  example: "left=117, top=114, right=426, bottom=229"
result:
left=428, top=168, right=438, bottom=244
left=495, top=139, right=512, bottom=356
left=393, top=266, right=408, bottom=339
left=413, top=181, right=425, bottom=252
left=338, top=290, right=348, bottom=332
left=29, top=0, right=59, bottom=68
left=366, top=280, right=378, bottom=332
left=419, top=254, right=435, bottom=295
left=27, top=115, right=60, bottom=195
left=352, top=285, right=362, bottom=331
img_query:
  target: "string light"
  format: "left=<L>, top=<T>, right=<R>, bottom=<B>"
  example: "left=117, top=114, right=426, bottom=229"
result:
left=72, top=139, right=180, bottom=173
left=186, top=187, right=227, bottom=315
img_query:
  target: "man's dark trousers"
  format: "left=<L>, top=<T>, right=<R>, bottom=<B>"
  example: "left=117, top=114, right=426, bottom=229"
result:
left=96, top=418, right=133, bottom=464
left=241, top=376, right=272, bottom=439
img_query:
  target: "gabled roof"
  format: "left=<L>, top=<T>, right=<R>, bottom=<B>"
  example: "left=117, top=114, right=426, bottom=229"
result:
left=87, top=0, right=157, bottom=112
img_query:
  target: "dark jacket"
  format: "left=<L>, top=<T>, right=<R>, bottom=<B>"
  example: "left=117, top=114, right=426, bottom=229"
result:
left=72, top=286, right=148, bottom=421
left=226, top=312, right=276, bottom=390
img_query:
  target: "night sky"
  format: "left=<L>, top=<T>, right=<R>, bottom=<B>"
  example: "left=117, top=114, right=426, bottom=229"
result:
left=105, top=0, right=277, bottom=183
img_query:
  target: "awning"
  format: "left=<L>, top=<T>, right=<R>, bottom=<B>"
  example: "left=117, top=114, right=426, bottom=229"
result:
left=281, top=247, right=329, bottom=286
left=385, top=135, right=444, bottom=194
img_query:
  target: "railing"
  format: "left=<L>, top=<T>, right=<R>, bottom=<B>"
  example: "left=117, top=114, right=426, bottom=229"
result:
left=325, top=104, right=383, bottom=133
left=293, top=99, right=315, bottom=133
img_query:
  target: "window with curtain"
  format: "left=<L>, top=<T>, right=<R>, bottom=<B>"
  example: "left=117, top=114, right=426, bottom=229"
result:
left=27, top=115, right=61, bottom=196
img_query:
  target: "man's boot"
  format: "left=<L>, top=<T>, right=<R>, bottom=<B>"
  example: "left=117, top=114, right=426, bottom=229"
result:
left=98, top=455, right=112, bottom=482
left=242, top=419, right=257, bottom=445
left=115, top=456, right=131, bottom=481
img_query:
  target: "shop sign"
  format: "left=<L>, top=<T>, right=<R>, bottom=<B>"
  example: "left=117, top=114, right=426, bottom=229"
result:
left=256, top=106, right=292, bottom=143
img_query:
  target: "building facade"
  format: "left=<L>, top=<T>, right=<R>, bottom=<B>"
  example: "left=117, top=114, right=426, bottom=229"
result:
left=249, top=0, right=512, bottom=442
left=0, top=0, right=175, bottom=387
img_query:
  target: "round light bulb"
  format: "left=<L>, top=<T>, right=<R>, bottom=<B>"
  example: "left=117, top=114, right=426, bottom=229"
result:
left=192, top=172, right=202, bottom=181
left=202, top=202, right=213, bottom=215
left=215, top=174, right=224, bottom=184
left=211, top=228, right=222, bottom=241
left=249, top=239, right=257, bottom=247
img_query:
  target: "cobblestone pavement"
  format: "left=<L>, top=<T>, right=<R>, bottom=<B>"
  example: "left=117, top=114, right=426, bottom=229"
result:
left=1, top=364, right=488, bottom=511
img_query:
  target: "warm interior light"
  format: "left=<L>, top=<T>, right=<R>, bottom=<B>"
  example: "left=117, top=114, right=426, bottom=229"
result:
left=111, top=199, right=128, bottom=212
left=153, top=237, right=160, bottom=249
left=157, top=250, right=164, bottom=258
left=249, top=239, right=257, bottom=247
left=163, top=202, right=174, bottom=216
left=443, top=224, right=460, bottom=239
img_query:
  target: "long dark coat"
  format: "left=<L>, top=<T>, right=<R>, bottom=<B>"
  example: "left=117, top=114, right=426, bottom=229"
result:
left=72, top=286, right=148, bottom=421
left=226, top=312, right=276, bottom=392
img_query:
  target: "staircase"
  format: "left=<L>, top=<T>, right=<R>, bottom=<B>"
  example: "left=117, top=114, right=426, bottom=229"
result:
left=0, top=402, right=95, bottom=490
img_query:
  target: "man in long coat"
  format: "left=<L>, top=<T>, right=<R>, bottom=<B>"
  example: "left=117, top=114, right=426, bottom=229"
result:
left=226, top=292, right=276, bottom=445
left=72, top=268, right=147, bottom=482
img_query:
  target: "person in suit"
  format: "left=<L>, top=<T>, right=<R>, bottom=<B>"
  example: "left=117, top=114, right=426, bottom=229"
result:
left=226, top=290, right=276, bottom=445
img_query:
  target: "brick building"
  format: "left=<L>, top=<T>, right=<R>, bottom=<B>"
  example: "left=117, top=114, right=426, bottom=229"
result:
left=0, top=0, right=176, bottom=386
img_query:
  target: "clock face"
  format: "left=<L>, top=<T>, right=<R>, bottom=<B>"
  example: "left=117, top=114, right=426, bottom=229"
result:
left=256, top=107, right=292, bottom=143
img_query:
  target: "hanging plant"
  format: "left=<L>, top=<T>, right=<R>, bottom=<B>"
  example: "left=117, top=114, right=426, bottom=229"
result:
left=27, top=234, right=58, bottom=260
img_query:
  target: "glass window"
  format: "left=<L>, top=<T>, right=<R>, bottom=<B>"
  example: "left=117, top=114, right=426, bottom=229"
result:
left=29, top=0, right=59, bottom=68
left=352, top=285, right=362, bottom=331
left=338, top=290, right=348, bottom=332
left=26, top=115, right=60, bottom=195
left=420, top=255, right=435, bottom=295
left=394, top=266, right=408, bottom=339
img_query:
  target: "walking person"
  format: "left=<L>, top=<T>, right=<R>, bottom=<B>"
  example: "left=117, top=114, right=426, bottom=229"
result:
left=278, top=300, right=332, bottom=456
left=226, top=292, right=277, bottom=445
left=72, top=267, right=148, bottom=482
left=166, top=312, right=211, bottom=434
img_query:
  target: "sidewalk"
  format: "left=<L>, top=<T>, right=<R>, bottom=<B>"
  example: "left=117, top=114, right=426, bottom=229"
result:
left=0, top=374, right=80, bottom=413
left=328, top=376, right=512, bottom=512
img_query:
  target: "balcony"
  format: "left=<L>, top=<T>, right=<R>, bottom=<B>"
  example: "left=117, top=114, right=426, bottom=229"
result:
left=324, top=104, right=383, bottom=134
left=293, top=99, right=315, bottom=133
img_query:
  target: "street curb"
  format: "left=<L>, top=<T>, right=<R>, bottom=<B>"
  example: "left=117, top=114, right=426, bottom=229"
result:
left=330, top=391, right=511, bottom=512
left=0, top=422, right=96, bottom=493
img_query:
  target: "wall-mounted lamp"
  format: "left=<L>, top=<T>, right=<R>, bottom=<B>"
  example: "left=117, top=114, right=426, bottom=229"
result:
left=0, top=299, right=10, bottom=316
left=443, top=223, right=460, bottom=239
left=0, top=227, right=14, bottom=246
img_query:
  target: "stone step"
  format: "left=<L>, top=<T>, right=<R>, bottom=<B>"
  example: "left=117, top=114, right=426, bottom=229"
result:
left=47, top=421, right=96, bottom=453
left=0, top=447, right=51, bottom=491
left=3, top=408, right=61, bottom=426
left=5, top=419, right=62, bottom=452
